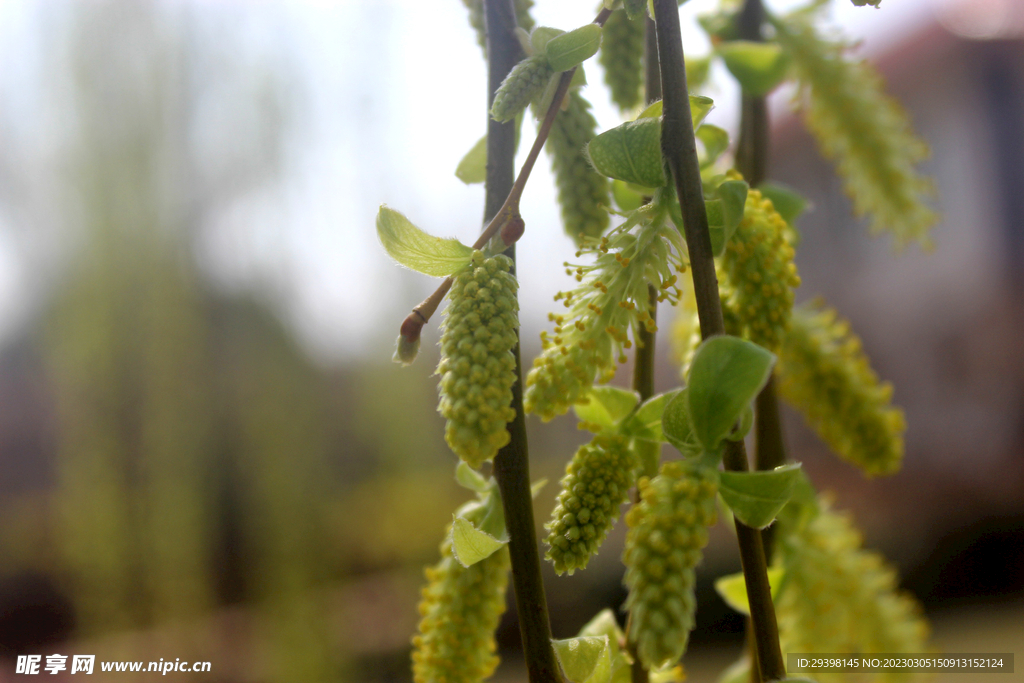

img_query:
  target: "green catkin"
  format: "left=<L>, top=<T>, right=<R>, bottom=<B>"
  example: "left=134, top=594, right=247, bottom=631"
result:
left=773, top=14, right=937, bottom=249
left=623, top=461, right=718, bottom=670
left=412, top=538, right=510, bottom=683
left=462, top=0, right=535, bottom=53
left=545, top=435, right=638, bottom=575
left=545, top=90, right=611, bottom=243
left=491, top=56, right=554, bottom=123
left=720, top=187, right=802, bottom=354
left=437, top=253, right=519, bottom=468
left=599, top=9, right=645, bottom=113
left=775, top=504, right=930, bottom=683
left=776, top=303, right=905, bottom=476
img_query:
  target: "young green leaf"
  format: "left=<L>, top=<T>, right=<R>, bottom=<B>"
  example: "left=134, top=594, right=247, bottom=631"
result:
left=587, top=117, right=666, bottom=188
left=623, top=0, right=647, bottom=20
left=574, top=386, right=640, bottom=430
left=450, top=515, right=507, bottom=567
left=689, top=94, right=715, bottom=129
left=718, top=463, right=803, bottom=529
left=717, top=41, right=791, bottom=96
left=714, top=566, right=786, bottom=614
left=578, top=609, right=624, bottom=641
left=687, top=336, right=776, bottom=450
left=376, top=206, right=475, bottom=277
left=546, top=24, right=603, bottom=72
left=660, top=389, right=702, bottom=456
left=531, top=26, right=565, bottom=55
left=611, top=179, right=645, bottom=212
left=455, top=462, right=491, bottom=493
left=696, top=124, right=730, bottom=168
left=552, top=635, right=613, bottom=683
left=621, top=389, right=682, bottom=442
left=455, top=135, right=488, bottom=184
left=758, top=181, right=809, bottom=228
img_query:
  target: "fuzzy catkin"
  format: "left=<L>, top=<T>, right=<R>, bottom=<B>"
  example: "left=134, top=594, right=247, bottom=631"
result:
left=545, top=435, right=638, bottom=575
left=776, top=303, right=905, bottom=476
left=720, top=188, right=802, bottom=354
left=462, top=0, right=535, bottom=53
left=545, top=90, right=610, bottom=243
left=437, top=253, right=519, bottom=468
left=599, top=9, right=644, bottom=113
left=774, top=14, right=936, bottom=248
left=624, top=461, right=718, bottom=670
left=492, top=56, right=554, bottom=123
left=775, top=505, right=929, bottom=683
left=412, top=539, right=510, bottom=683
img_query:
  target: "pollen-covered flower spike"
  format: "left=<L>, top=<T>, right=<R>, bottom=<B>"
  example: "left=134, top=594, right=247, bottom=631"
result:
left=774, top=502, right=930, bottom=682
left=437, top=252, right=520, bottom=468
left=775, top=302, right=905, bottom=476
left=624, top=460, right=718, bottom=670
left=412, top=535, right=510, bottom=683
left=544, top=90, right=611, bottom=244
left=599, top=9, right=644, bottom=113
left=545, top=434, right=638, bottom=575
left=525, top=211, right=686, bottom=421
left=491, top=55, right=555, bottom=123
left=720, top=186, right=802, bottom=354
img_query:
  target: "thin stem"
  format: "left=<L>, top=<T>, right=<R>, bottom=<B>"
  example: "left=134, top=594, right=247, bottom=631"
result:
left=483, top=3, right=561, bottom=683
left=651, top=1, right=786, bottom=680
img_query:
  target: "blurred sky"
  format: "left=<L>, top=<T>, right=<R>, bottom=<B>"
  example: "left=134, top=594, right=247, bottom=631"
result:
left=0, top=0, right=960, bottom=364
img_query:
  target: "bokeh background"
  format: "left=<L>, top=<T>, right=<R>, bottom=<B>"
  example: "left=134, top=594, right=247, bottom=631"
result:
left=0, top=0, right=1021, bottom=681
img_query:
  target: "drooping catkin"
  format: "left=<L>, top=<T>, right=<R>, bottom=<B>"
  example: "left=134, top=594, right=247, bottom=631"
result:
left=774, top=504, right=930, bottom=683
left=545, top=90, right=611, bottom=243
left=599, top=9, right=644, bottom=113
left=437, top=253, right=519, bottom=468
left=492, top=56, right=554, bottom=123
left=720, top=188, right=802, bottom=354
left=412, top=538, right=510, bottom=683
left=545, top=435, right=638, bottom=575
left=462, top=0, right=535, bottom=54
left=624, top=461, right=718, bottom=670
left=773, top=14, right=937, bottom=249
left=776, top=303, right=905, bottom=476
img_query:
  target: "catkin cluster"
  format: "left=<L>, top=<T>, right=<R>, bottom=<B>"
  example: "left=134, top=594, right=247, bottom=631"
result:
left=776, top=303, right=905, bottom=476
left=545, top=90, right=611, bottom=243
left=462, top=0, right=535, bottom=53
left=525, top=217, right=685, bottom=420
left=491, top=56, right=554, bottom=123
left=774, top=14, right=936, bottom=248
left=720, top=188, right=801, bottom=354
left=438, top=253, right=519, bottom=468
left=412, top=539, right=510, bottom=683
left=599, top=9, right=644, bottom=112
left=774, top=505, right=930, bottom=683
left=624, top=461, right=718, bottom=670
left=545, top=435, right=638, bottom=575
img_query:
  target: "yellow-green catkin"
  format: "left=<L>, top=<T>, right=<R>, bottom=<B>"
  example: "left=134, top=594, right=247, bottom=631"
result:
left=546, top=90, right=611, bottom=243
left=624, top=461, right=718, bottom=670
left=774, top=14, right=937, bottom=249
left=492, top=56, right=554, bottom=123
left=412, top=539, right=510, bottom=683
left=462, top=0, right=535, bottom=53
left=775, top=504, right=930, bottom=683
left=776, top=303, right=905, bottom=476
left=720, top=188, right=802, bottom=354
left=437, top=253, right=519, bottom=468
left=545, top=435, right=638, bottom=575
left=599, top=9, right=644, bottom=113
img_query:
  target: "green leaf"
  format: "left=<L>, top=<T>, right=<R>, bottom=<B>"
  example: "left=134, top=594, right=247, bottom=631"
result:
left=578, top=609, right=624, bottom=641
left=706, top=199, right=726, bottom=256
left=450, top=515, right=506, bottom=567
left=638, top=100, right=662, bottom=119
left=531, top=478, right=548, bottom=499
left=623, top=0, right=647, bottom=20
left=587, top=117, right=666, bottom=188
left=574, top=386, right=640, bottom=429
left=697, top=124, right=730, bottom=168
left=687, top=336, right=776, bottom=450
left=612, top=179, right=645, bottom=212
left=716, top=179, right=749, bottom=255
left=546, top=24, right=603, bottom=72
left=718, top=41, right=791, bottom=96
left=689, top=94, right=715, bottom=129
left=718, top=463, right=803, bottom=529
left=455, top=135, right=487, bottom=185
left=724, top=404, right=754, bottom=442
left=714, top=566, right=785, bottom=614
left=455, top=462, right=490, bottom=493
left=552, top=636, right=612, bottom=683
left=660, top=389, right=702, bottom=456
left=758, top=181, right=809, bottom=227
left=687, top=55, right=712, bottom=91
left=531, top=27, right=565, bottom=55
left=621, top=389, right=681, bottom=442
left=376, top=206, right=475, bottom=277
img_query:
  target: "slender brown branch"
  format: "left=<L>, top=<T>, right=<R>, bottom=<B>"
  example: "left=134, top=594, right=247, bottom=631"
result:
left=651, top=1, right=786, bottom=680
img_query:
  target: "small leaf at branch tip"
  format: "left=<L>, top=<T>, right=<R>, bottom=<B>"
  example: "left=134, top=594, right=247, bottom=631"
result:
left=455, top=135, right=487, bottom=185
left=546, top=24, right=603, bottom=72
left=451, top=516, right=506, bottom=567
left=501, top=215, right=526, bottom=246
left=392, top=333, right=420, bottom=366
left=376, top=206, right=475, bottom=276
left=552, top=635, right=612, bottom=683
left=714, top=566, right=785, bottom=614
left=455, top=462, right=491, bottom=493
